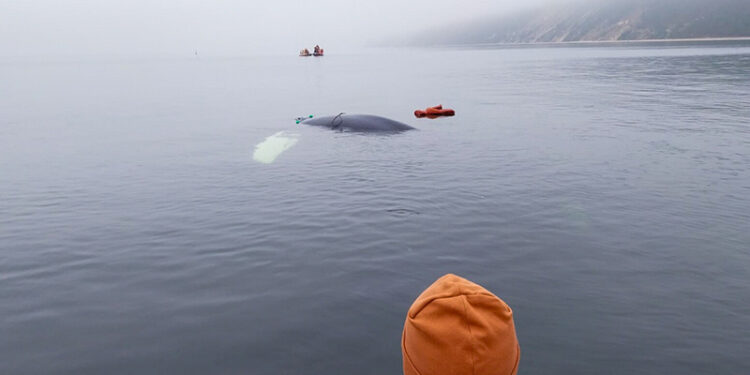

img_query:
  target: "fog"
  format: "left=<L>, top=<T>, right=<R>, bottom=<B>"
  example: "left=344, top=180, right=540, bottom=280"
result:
left=0, top=0, right=554, bottom=58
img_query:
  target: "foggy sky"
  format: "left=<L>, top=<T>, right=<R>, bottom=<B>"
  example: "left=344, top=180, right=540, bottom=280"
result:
left=0, top=0, right=553, bottom=57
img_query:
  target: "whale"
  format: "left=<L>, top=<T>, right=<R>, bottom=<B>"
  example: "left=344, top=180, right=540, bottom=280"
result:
left=299, top=114, right=414, bottom=132
left=253, top=131, right=299, bottom=164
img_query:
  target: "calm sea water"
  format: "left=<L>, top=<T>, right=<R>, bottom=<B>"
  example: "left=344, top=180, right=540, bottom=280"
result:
left=2, top=41, right=749, bottom=374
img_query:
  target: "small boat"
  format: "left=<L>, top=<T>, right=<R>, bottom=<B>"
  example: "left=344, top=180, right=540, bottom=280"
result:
left=300, top=45, right=323, bottom=57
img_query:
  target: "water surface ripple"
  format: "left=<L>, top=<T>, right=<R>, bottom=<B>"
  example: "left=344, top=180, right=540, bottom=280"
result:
left=2, top=42, right=750, bottom=374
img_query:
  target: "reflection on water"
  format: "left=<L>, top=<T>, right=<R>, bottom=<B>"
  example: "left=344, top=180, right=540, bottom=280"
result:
left=1, top=41, right=750, bottom=375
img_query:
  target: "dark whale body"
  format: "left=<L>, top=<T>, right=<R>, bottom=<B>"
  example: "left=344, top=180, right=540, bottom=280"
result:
left=301, top=114, right=414, bottom=132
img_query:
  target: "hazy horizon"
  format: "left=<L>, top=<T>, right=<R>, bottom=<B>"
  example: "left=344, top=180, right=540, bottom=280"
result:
left=0, top=0, right=556, bottom=58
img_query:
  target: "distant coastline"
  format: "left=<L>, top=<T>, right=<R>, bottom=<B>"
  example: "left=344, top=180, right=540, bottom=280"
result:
left=434, top=37, right=750, bottom=49
left=401, top=0, right=750, bottom=47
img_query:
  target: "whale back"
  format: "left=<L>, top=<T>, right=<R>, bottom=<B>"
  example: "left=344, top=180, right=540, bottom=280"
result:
left=301, top=114, right=414, bottom=132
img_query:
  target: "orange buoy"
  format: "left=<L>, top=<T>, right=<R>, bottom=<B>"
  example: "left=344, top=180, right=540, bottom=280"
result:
left=414, top=105, right=455, bottom=118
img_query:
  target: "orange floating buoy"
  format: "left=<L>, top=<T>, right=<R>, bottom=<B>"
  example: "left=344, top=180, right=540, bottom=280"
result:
left=414, top=104, right=455, bottom=118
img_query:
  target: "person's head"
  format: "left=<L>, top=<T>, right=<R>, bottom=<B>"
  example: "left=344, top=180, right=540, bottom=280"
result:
left=401, top=274, right=520, bottom=375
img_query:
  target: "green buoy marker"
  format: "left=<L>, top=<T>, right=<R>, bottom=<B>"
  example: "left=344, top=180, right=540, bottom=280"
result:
left=296, top=115, right=313, bottom=124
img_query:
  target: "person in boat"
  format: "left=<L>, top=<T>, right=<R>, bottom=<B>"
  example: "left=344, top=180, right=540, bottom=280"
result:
left=314, top=45, right=320, bottom=55
left=401, top=274, right=521, bottom=375
left=300, top=48, right=310, bottom=56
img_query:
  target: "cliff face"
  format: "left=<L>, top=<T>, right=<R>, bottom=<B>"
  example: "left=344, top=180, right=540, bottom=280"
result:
left=407, top=0, right=750, bottom=45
